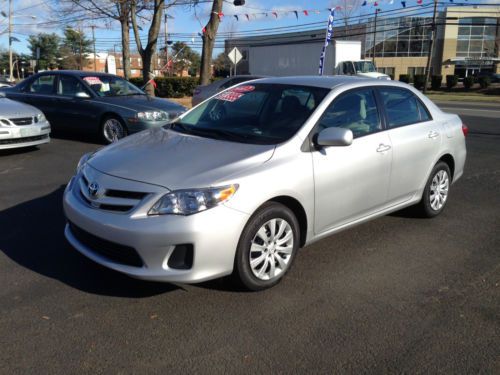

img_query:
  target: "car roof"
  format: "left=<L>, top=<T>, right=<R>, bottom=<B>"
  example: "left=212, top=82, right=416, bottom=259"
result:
left=249, top=75, right=374, bottom=89
left=36, top=70, right=118, bottom=78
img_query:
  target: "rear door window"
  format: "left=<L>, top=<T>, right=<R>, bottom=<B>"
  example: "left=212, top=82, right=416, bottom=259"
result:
left=57, top=75, right=89, bottom=97
left=27, top=75, right=56, bottom=95
left=378, top=87, right=432, bottom=128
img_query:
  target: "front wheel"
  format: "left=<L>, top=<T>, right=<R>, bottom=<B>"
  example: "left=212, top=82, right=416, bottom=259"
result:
left=234, top=202, right=300, bottom=291
left=416, top=161, right=451, bottom=218
left=101, top=116, right=127, bottom=144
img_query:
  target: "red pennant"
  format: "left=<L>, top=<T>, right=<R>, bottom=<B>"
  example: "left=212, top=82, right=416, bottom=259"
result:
left=218, top=11, right=224, bottom=21
left=303, top=10, right=309, bottom=16
left=417, top=0, right=422, bottom=3
left=151, top=80, right=157, bottom=88
left=272, top=11, right=278, bottom=18
left=374, top=1, right=378, bottom=5
left=202, top=26, right=206, bottom=34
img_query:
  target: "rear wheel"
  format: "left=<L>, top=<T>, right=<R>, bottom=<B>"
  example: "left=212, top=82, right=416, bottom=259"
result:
left=234, top=202, right=299, bottom=291
left=101, top=116, right=127, bottom=144
left=416, top=161, right=451, bottom=218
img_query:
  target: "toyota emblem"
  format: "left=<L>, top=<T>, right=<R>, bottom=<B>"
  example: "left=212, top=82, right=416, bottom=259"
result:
left=88, top=182, right=100, bottom=198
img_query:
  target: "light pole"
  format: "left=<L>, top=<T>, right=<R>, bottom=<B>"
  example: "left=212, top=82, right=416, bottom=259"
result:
left=1, top=0, right=36, bottom=82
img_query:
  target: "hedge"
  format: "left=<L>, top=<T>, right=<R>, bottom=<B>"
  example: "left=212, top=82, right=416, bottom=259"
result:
left=463, top=76, right=475, bottom=90
left=431, top=75, right=442, bottom=91
left=478, top=76, right=491, bottom=89
left=446, top=75, right=458, bottom=90
left=129, top=77, right=200, bottom=97
left=399, top=74, right=410, bottom=83
left=413, top=74, right=427, bottom=90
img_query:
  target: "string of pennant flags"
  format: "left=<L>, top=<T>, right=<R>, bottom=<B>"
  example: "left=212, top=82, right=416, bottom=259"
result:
left=204, top=0, right=469, bottom=24
left=196, top=0, right=471, bottom=35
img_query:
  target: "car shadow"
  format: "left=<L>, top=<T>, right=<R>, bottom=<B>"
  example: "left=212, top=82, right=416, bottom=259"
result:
left=50, top=129, right=103, bottom=145
left=0, top=145, right=41, bottom=157
left=0, top=186, right=180, bottom=297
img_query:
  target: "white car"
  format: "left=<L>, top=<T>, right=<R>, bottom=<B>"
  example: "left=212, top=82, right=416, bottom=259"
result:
left=0, top=93, right=51, bottom=150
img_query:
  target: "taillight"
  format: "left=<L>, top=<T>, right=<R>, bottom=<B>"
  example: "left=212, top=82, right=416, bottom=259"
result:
left=462, top=123, right=469, bottom=137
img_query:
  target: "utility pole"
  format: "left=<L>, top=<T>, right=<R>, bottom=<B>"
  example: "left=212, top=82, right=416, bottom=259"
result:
left=91, top=25, right=97, bottom=71
left=423, top=0, right=438, bottom=94
left=79, top=29, right=83, bottom=70
left=372, top=8, right=380, bottom=66
left=8, top=0, right=13, bottom=82
left=164, top=12, right=168, bottom=75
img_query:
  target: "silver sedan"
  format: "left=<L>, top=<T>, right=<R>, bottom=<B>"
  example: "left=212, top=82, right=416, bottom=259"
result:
left=63, top=76, right=467, bottom=290
left=0, top=93, right=50, bottom=150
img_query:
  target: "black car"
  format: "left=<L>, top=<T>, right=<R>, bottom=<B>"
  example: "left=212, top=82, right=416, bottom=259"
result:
left=0, top=71, right=187, bottom=143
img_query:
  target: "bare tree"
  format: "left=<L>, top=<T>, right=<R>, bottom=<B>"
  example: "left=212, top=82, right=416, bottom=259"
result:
left=332, top=0, right=363, bottom=37
left=62, top=0, right=134, bottom=79
left=199, top=0, right=223, bottom=85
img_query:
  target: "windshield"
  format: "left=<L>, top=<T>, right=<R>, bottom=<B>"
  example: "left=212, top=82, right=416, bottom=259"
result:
left=83, top=75, right=145, bottom=97
left=170, top=83, right=329, bottom=145
left=353, top=61, right=377, bottom=73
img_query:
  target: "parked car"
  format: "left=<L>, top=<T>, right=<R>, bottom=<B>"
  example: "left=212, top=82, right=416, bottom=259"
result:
left=0, top=92, right=51, bottom=150
left=475, top=71, right=500, bottom=84
left=192, top=75, right=265, bottom=106
left=0, top=71, right=187, bottom=143
left=64, top=76, right=467, bottom=291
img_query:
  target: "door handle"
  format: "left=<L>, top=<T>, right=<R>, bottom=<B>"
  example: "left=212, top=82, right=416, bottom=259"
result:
left=376, top=143, right=391, bottom=153
left=428, top=130, right=439, bottom=139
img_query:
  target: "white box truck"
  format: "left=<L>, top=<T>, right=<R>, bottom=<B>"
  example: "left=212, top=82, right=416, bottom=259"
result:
left=248, top=40, right=390, bottom=79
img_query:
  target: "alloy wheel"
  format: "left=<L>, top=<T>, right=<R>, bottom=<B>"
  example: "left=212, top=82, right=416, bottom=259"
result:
left=429, top=170, right=449, bottom=211
left=103, top=118, right=126, bottom=143
left=249, top=218, right=294, bottom=281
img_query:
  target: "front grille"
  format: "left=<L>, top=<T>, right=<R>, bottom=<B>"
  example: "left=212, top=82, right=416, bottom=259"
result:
left=0, top=134, right=48, bottom=145
left=10, top=117, right=33, bottom=126
left=78, top=174, right=149, bottom=213
left=68, top=222, right=144, bottom=267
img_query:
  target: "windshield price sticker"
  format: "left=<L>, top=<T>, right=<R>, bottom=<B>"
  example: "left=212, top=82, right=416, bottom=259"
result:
left=216, top=91, right=245, bottom=102
left=83, top=77, right=104, bottom=85
left=232, top=85, right=255, bottom=93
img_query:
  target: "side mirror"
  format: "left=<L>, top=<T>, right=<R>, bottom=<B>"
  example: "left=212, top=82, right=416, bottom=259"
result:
left=75, top=92, right=90, bottom=99
left=316, top=127, right=353, bottom=147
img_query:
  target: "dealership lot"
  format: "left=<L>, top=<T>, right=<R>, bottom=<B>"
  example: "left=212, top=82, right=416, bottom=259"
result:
left=0, top=102, right=499, bottom=373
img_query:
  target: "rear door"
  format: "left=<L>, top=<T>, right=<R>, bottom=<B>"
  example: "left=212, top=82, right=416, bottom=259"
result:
left=18, top=74, right=58, bottom=124
left=377, top=87, right=442, bottom=204
left=312, top=87, right=392, bottom=234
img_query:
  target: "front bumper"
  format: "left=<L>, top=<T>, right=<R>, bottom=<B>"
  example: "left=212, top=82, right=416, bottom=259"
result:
left=63, top=171, right=250, bottom=283
left=0, top=121, right=50, bottom=150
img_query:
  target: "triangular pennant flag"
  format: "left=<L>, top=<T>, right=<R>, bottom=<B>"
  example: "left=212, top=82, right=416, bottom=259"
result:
left=202, top=26, right=206, bottom=34
left=245, top=14, right=250, bottom=20
left=335, top=6, right=342, bottom=10
left=272, top=11, right=278, bottom=18
left=417, top=0, right=422, bottom=4
left=362, top=0, right=367, bottom=5
left=303, top=10, right=309, bottom=16
left=217, top=11, right=224, bottom=21
left=293, top=10, right=298, bottom=20
left=234, top=14, right=239, bottom=21
left=374, top=1, right=378, bottom=6
left=401, top=0, right=406, bottom=6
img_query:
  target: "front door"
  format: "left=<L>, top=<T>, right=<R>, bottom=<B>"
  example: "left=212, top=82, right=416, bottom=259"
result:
left=312, top=88, right=392, bottom=234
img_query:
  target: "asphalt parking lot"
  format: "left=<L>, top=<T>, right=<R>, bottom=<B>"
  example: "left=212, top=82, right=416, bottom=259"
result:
left=1, top=101, right=499, bottom=373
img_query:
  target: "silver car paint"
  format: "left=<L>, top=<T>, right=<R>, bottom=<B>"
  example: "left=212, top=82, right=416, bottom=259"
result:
left=0, top=95, right=51, bottom=150
left=64, top=76, right=466, bottom=283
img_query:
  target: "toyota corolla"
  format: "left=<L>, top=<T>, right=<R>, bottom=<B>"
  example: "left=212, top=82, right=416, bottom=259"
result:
left=63, top=76, right=467, bottom=290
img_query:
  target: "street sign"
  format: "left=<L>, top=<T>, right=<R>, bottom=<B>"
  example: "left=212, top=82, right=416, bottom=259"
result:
left=228, top=47, right=243, bottom=65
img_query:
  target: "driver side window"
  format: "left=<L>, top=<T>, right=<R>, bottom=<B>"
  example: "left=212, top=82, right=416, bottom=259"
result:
left=317, top=89, right=381, bottom=138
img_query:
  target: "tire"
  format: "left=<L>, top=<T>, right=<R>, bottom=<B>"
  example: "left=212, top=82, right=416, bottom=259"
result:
left=233, top=202, right=300, bottom=291
left=101, top=116, right=127, bottom=144
left=416, top=161, right=451, bottom=218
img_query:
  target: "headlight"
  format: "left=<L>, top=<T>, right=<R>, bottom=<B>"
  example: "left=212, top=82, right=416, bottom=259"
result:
left=137, top=111, right=169, bottom=121
left=77, top=152, right=93, bottom=173
left=35, top=113, right=46, bottom=123
left=148, top=184, right=239, bottom=216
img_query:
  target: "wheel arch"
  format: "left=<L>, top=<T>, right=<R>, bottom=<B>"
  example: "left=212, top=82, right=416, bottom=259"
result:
left=437, top=153, right=455, bottom=182
left=267, top=196, right=308, bottom=248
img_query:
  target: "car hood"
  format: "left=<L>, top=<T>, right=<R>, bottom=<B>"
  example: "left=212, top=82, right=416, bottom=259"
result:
left=97, top=95, right=187, bottom=114
left=88, top=127, right=275, bottom=190
left=0, top=97, right=40, bottom=117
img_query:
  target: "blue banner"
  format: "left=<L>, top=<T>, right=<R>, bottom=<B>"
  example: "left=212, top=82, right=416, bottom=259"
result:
left=319, top=9, right=335, bottom=75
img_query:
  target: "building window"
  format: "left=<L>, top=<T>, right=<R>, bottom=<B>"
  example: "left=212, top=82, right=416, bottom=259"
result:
left=364, top=16, right=432, bottom=58
left=407, top=67, right=425, bottom=78
left=454, top=17, right=498, bottom=59
left=378, top=67, right=395, bottom=78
